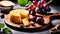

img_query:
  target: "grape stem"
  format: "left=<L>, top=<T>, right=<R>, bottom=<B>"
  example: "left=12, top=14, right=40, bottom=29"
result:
left=48, top=0, right=52, bottom=4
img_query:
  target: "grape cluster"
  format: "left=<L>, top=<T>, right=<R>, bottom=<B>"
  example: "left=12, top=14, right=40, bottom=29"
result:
left=25, top=0, right=51, bottom=15
left=25, top=0, right=51, bottom=25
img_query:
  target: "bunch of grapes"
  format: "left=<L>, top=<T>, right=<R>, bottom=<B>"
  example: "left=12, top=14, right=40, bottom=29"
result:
left=25, top=0, right=51, bottom=25
left=25, top=0, right=51, bottom=15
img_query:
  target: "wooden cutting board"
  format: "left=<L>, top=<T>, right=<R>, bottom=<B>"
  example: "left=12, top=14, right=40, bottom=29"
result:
left=4, top=13, right=60, bottom=32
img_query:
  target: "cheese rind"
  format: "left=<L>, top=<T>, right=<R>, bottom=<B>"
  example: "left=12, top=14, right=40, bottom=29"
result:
left=10, top=14, right=22, bottom=23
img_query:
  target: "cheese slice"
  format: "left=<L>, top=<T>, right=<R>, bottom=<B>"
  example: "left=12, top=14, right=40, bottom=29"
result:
left=22, top=18, right=30, bottom=26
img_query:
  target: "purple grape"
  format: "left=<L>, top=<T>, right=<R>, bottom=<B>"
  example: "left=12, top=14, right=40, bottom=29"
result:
left=29, top=15, right=36, bottom=22
left=38, top=9, right=42, bottom=14
left=29, top=9, right=36, bottom=15
left=43, top=3, right=51, bottom=12
left=25, top=4, right=30, bottom=10
left=36, top=17, right=44, bottom=25
left=43, top=3, right=48, bottom=7
left=37, top=8, right=44, bottom=14
left=33, top=0, right=38, bottom=6
left=45, top=8, right=51, bottom=12
left=38, top=0, right=41, bottom=5
left=35, top=7, right=42, bottom=14
left=35, top=7, right=39, bottom=12
left=43, top=3, right=49, bottom=10
left=39, top=8, right=47, bottom=14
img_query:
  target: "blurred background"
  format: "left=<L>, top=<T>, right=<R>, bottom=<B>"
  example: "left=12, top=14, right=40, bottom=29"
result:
left=9, top=0, right=60, bottom=6
left=0, top=0, right=60, bottom=6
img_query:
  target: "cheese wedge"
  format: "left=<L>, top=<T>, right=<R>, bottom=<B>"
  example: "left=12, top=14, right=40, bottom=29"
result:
left=22, top=18, right=30, bottom=26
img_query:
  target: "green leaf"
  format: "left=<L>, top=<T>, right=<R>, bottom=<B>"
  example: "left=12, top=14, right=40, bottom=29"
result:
left=28, top=1, right=32, bottom=5
left=0, top=23, right=4, bottom=28
left=18, top=0, right=28, bottom=7
left=3, top=28, right=12, bottom=34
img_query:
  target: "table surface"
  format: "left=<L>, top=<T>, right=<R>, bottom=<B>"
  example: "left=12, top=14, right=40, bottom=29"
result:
left=0, top=4, right=60, bottom=34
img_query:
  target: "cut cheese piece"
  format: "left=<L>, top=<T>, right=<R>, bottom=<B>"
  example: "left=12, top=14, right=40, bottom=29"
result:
left=22, top=18, right=30, bottom=26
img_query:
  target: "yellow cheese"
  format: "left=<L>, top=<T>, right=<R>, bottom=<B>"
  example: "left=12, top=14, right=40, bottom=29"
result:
left=9, top=10, right=22, bottom=23
left=9, top=9, right=29, bottom=24
left=10, top=9, right=29, bottom=19
left=22, top=18, right=30, bottom=26
left=10, top=14, right=22, bottom=23
left=19, top=9, right=29, bottom=19
left=17, top=9, right=29, bottom=19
